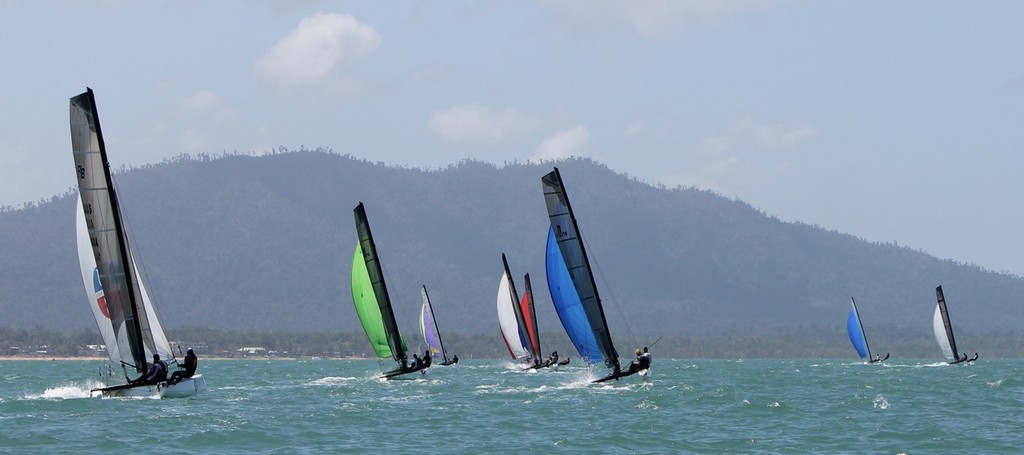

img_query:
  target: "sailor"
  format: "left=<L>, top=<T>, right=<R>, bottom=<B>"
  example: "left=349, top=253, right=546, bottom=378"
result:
left=547, top=351, right=559, bottom=367
left=168, top=348, right=198, bottom=385
left=639, top=346, right=651, bottom=370
left=623, top=348, right=644, bottom=375
left=422, top=350, right=432, bottom=368
left=411, top=353, right=422, bottom=370
left=451, top=354, right=459, bottom=364
left=132, top=353, right=167, bottom=385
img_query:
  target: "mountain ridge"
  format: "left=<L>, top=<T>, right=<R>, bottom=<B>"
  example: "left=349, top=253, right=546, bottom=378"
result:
left=2, top=151, right=1020, bottom=353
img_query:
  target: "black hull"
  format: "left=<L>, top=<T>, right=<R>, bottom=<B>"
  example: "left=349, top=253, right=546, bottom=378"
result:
left=593, top=368, right=647, bottom=383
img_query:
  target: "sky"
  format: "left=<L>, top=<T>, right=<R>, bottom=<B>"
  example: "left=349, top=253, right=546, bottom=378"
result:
left=2, top=1, right=1023, bottom=275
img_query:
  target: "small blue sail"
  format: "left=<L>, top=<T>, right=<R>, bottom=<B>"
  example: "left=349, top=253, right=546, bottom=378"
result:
left=545, top=226, right=603, bottom=364
left=847, top=298, right=871, bottom=360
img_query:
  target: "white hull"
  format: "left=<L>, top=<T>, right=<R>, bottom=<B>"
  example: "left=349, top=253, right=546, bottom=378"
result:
left=94, top=374, right=208, bottom=398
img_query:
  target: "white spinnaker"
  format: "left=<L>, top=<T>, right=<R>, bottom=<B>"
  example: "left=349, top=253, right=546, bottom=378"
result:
left=77, top=196, right=174, bottom=364
left=497, top=271, right=529, bottom=359
left=932, top=304, right=955, bottom=361
left=76, top=197, right=121, bottom=364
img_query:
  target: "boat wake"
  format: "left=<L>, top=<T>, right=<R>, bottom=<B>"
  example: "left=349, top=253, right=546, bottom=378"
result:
left=27, top=380, right=105, bottom=400
left=308, top=376, right=358, bottom=386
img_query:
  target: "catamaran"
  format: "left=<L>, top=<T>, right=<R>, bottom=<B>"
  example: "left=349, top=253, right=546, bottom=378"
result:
left=351, top=202, right=429, bottom=379
left=542, top=167, right=646, bottom=383
left=847, top=297, right=888, bottom=363
left=71, top=88, right=207, bottom=398
left=420, top=285, right=457, bottom=366
left=933, top=285, right=978, bottom=364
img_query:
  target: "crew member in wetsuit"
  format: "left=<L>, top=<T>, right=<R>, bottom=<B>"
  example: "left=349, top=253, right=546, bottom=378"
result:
left=411, top=353, right=422, bottom=371
left=131, top=353, right=167, bottom=385
left=639, top=346, right=651, bottom=370
left=422, top=350, right=432, bottom=368
left=546, top=351, right=559, bottom=367
left=623, top=348, right=644, bottom=375
left=168, top=348, right=198, bottom=385
left=451, top=354, right=459, bottom=364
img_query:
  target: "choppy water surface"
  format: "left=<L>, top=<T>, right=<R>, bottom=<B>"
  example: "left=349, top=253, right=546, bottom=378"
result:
left=1, top=359, right=1021, bottom=453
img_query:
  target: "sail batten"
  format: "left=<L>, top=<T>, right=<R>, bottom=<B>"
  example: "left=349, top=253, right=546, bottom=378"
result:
left=542, top=168, right=619, bottom=370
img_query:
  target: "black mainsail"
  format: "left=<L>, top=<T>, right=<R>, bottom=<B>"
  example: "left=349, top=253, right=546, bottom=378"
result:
left=71, top=88, right=156, bottom=374
left=352, top=202, right=410, bottom=376
left=541, top=167, right=620, bottom=374
left=933, top=285, right=976, bottom=364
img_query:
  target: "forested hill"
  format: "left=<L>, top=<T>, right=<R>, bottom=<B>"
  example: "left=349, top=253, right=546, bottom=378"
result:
left=2, top=151, right=1022, bottom=352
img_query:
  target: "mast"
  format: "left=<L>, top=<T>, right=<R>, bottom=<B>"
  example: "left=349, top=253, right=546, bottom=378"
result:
left=934, top=285, right=959, bottom=360
left=353, top=202, right=406, bottom=364
left=71, top=88, right=151, bottom=373
left=541, top=167, right=618, bottom=369
left=421, top=285, right=449, bottom=363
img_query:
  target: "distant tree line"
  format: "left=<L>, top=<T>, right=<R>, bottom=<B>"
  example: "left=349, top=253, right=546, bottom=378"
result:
left=3, top=325, right=1020, bottom=359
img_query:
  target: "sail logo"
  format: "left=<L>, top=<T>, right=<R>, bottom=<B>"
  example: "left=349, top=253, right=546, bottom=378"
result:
left=92, top=268, right=110, bottom=319
left=555, top=224, right=568, bottom=239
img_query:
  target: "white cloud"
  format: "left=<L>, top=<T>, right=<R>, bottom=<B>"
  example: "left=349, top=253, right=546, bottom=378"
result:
left=181, top=90, right=222, bottom=112
left=662, top=118, right=814, bottom=193
left=429, top=104, right=535, bottom=144
left=533, top=125, right=592, bottom=161
left=625, top=119, right=646, bottom=137
left=255, top=12, right=381, bottom=88
left=696, top=119, right=815, bottom=155
left=543, top=0, right=776, bottom=38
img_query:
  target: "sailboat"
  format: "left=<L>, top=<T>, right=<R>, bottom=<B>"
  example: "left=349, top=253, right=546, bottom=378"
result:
left=496, top=254, right=568, bottom=369
left=847, top=297, right=888, bottom=363
left=351, top=202, right=428, bottom=379
left=420, top=285, right=457, bottom=366
left=70, top=88, right=207, bottom=398
left=541, top=167, right=646, bottom=383
left=497, top=254, right=532, bottom=364
left=933, top=285, right=978, bottom=364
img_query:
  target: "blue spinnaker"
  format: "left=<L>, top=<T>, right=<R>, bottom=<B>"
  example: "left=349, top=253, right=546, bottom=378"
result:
left=545, top=226, right=603, bottom=364
left=847, top=307, right=870, bottom=360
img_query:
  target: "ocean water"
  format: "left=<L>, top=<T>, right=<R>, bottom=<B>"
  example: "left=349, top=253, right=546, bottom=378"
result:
left=1, top=358, right=1021, bottom=454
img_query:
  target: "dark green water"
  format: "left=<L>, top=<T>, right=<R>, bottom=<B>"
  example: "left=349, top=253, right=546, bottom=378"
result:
left=1, top=359, right=1020, bottom=453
